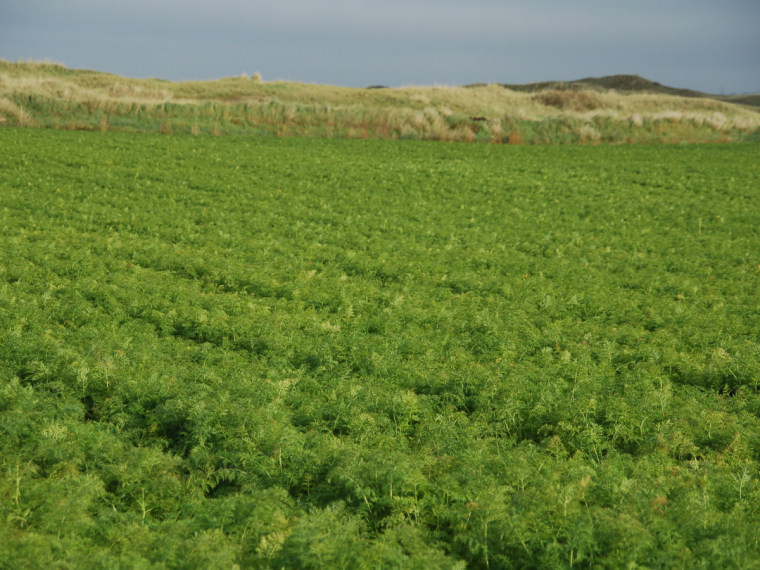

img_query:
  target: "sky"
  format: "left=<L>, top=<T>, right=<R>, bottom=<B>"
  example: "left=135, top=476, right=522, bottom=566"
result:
left=2, top=0, right=759, bottom=93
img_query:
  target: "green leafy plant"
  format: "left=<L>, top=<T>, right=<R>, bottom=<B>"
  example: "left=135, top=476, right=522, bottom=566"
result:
left=1, top=129, right=759, bottom=568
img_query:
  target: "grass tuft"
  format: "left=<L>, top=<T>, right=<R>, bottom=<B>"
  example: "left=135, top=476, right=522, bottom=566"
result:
left=533, top=89, right=608, bottom=111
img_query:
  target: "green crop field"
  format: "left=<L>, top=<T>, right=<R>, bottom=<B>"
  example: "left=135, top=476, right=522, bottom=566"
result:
left=1, top=128, right=759, bottom=569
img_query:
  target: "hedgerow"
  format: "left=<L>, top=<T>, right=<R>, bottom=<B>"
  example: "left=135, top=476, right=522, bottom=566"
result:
left=1, top=129, right=759, bottom=568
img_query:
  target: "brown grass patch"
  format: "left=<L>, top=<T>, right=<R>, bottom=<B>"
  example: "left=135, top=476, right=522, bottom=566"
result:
left=534, top=90, right=607, bottom=112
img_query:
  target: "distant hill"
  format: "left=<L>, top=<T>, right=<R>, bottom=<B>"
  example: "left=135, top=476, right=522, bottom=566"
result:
left=722, top=94, right=760, bottom=108
left=467, top=74, right=760, bottom=109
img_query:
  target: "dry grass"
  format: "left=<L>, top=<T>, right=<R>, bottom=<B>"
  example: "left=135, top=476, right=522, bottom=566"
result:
left=0, top=97, right=23, bottom=123
left=533, top=90, right=607, bottom=112
left=1, top=60, right=758, bottom=143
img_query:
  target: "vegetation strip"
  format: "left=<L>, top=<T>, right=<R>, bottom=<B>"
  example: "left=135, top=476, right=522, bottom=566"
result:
left=2, top=61, right=759, bottom=144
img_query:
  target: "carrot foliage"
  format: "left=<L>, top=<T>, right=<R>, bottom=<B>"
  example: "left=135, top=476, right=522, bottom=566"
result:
left=1, top=130, right=759, bottom=568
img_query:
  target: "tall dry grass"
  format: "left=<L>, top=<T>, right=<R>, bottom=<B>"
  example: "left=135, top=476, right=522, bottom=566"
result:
left=0, top=97, right=23, bottom=123
left=1, top=60, right=758, bottom=143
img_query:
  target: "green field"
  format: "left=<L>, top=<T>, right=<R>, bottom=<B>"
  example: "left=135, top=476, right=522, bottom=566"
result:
left=1, top=129, right=759, bottom=569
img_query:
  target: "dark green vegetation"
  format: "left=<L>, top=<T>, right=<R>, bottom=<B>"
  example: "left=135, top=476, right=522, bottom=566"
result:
left=1, top=129, right=760, bottom=569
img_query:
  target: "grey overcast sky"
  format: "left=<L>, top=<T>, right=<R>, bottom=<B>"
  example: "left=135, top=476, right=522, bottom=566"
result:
left=1, top=0, right=759, bottom=93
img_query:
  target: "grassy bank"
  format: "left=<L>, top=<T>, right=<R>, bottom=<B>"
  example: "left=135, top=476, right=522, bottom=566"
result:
left=1, top=61, right=759, bottom=143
